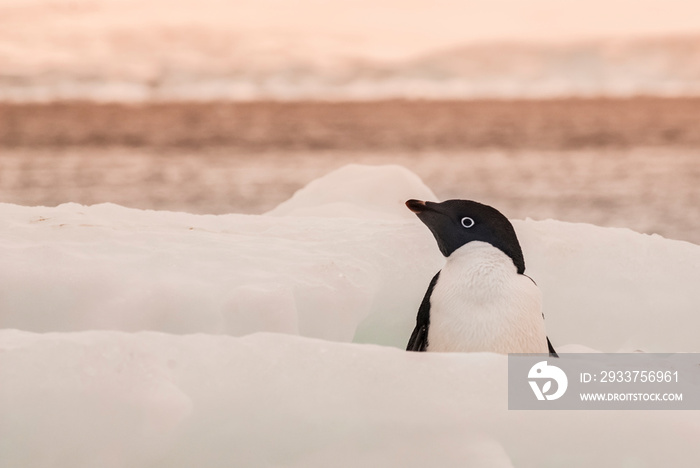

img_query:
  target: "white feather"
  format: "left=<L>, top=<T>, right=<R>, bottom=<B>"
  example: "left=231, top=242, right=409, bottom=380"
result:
left=427, top=241, right=548, bottom=354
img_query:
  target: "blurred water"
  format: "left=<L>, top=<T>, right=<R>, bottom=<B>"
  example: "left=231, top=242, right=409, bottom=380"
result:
left=4, top=0, right=700, bottom=102
left=1, top=146, right=699, bottom=244
left=3, top=38, right=700, bottom=102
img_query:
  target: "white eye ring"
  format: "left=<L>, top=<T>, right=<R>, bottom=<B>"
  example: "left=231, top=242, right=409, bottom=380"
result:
left=461, top=217, right=475, bottom=228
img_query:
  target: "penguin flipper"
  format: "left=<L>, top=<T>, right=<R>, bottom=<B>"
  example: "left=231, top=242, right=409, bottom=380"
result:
left=547, top=336, right=558, bottom=358
left=407, top=325, right=427, bottom=352
left=406, top=271, right=440, bottom=352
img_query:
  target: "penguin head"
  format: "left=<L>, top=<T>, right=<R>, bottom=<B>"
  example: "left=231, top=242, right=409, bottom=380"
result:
left=406, top=199, right=526, bottom=274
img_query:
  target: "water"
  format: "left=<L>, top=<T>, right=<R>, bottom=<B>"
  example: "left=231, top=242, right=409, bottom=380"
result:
left=4, top=38, right=700, bottom=102
left=2, top=0, right=700, bottom=102
left=1, top=146, right=699, bottom=244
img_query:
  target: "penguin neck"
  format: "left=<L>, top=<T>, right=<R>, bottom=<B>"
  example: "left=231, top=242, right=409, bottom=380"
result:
left=445, top=241, right=523, bottom=276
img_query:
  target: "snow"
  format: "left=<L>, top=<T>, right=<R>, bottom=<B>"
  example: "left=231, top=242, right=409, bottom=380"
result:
left=2, top=332, right=700, bottom=467
left=2, top=164, right=699, bottom=351
left=1, top=164, right=700, bottom=466
left=266, top=164, right=437, bottom=220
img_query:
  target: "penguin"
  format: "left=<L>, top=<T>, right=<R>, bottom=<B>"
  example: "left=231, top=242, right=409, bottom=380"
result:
left=405, top=199, right=557, bottom=356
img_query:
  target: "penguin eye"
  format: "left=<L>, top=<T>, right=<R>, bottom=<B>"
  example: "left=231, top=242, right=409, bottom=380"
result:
left=461, top=217, right=475, bottom=228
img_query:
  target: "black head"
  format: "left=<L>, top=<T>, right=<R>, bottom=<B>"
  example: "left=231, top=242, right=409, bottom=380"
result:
left=406, top=199, right=526, bottom=274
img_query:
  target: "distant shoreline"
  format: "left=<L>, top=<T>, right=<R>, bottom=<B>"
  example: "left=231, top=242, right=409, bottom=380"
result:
left=2, top=97, right=699, bottom=150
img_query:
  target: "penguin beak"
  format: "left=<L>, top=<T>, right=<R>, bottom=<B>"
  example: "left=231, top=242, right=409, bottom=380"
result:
left=406, top=199, right=428, bottom=213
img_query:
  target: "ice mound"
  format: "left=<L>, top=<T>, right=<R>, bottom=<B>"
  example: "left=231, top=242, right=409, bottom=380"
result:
left=2, top=331, right=699, bottom=468
left=2, top=164, right=700, bottom=467
left=2, top=164, right=699, bottom=352
left=266, top=164, right=437, bottom=219
left=0, top=165, right=443, bottom=346
left=0, top=202, right=432, bottom=344
left=516, top=219, right=700, bottom=353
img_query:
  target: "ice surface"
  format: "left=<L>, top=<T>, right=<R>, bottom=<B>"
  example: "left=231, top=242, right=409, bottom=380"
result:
left=266, top=164, right=438, bottom=219
left=2, top=331, right=700, bottom=468
left=2, top=164, right=700, bottom=466
left=0, top=165, right=445, bottom=346
left=2, top=164, right=699, bottom=351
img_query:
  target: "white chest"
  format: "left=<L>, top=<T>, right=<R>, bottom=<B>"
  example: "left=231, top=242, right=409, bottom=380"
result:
left=426, top=242, right=547, bottom=354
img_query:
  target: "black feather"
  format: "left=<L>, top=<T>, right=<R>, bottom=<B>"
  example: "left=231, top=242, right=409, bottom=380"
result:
left=406, top=271, right=440, bottom=352
left=547, top=336, right=559, bottom=358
